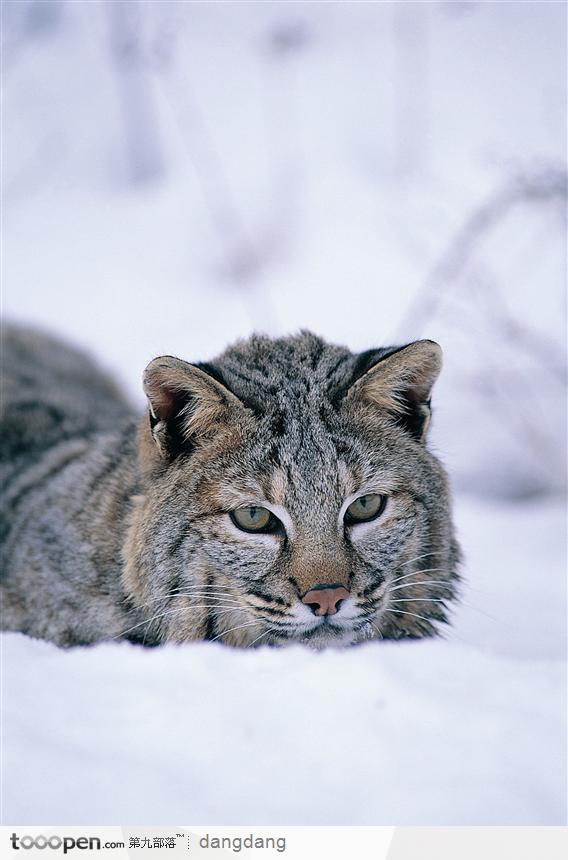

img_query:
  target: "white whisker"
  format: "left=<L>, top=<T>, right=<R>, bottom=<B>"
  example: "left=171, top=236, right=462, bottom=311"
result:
left=384, top=608, right=438, bottom=624
left=167, top=587, right=237, bottom=596
left=115, top=605, right=244, bottom=639
left=369, top=620, right=383, bottom=640
left=388, top=579, right=454, bottom=593
left=122, top=586, right=239, bottom=606
left=139, top=592, right=241, bottom=609
left=389, top=598, right=448, bottom=604
left=388, top=577, right=498, bottom=621
left=397, top=552, right=448, bottom=568
left=210, top=621, right=261, bottom=644
left=160, top=587, right=240, bottom=599
left=389, top=595, right=499, bottom=624
left=247, top=628, right=277, bottom=648
left=390, top=567, right=450, bottom=585
left=390, top=574, right=489, bottom=598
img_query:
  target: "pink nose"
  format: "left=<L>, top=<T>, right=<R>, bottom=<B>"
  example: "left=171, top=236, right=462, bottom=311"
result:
left=301, top=584, right=350, bottom=616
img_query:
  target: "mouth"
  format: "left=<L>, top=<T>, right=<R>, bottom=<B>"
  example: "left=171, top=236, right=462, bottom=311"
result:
left=300, top=617, right=345, bottom=636
left=268, top=613, right=377, bottom=647
left=242, top=598, right=382, bottom=647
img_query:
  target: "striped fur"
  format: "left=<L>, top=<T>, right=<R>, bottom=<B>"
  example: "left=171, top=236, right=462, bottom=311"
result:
left=1, top=324, right=460, bottom=648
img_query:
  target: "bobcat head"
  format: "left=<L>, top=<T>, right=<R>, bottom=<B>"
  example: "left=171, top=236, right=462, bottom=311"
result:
left=123, top=332, right=460, bottom=647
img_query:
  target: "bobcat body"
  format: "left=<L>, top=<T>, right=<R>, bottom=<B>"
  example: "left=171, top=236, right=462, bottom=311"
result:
left=0, top=325, right=460, bottom=648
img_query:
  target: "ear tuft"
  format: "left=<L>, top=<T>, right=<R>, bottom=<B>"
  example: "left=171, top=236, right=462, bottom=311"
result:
left=347, top=340, right=442, bottom=441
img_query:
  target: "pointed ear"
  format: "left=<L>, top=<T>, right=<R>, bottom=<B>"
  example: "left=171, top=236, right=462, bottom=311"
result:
left=346, top=340, right=443, bottom=442
left=143, top=356, right=246, bottom=457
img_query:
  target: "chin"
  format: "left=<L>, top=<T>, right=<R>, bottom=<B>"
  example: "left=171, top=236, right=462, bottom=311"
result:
left=288, top=619, right=374, bottom=649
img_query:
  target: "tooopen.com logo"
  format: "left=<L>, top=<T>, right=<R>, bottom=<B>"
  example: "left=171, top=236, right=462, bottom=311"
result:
left=10, top=835, right=123, bottom=853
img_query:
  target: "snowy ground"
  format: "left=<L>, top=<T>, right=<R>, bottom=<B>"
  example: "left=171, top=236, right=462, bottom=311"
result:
left=1, top=1, right=566, bottom=826
left=2, top=495, right=566, bottom=825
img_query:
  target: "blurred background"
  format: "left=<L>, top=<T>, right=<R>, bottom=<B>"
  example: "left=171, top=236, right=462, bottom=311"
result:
left=2, top=0, right=566, bottom=500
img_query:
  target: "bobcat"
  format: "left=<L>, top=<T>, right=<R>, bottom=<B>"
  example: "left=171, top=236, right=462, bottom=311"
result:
left=0, top=324, right=460, bottom=648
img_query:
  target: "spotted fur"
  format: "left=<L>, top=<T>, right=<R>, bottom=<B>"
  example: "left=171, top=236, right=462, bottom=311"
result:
left=1, top=324, right=460, bottom=648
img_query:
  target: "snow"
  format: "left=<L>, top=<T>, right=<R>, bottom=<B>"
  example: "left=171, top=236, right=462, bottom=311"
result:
left=1, top=1, right=566, bottom=826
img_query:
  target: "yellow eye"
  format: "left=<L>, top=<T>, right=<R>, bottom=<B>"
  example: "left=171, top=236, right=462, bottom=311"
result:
left=230, top=506, right=274, bottom=533
left=345, top=494, right=386, bottom=524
